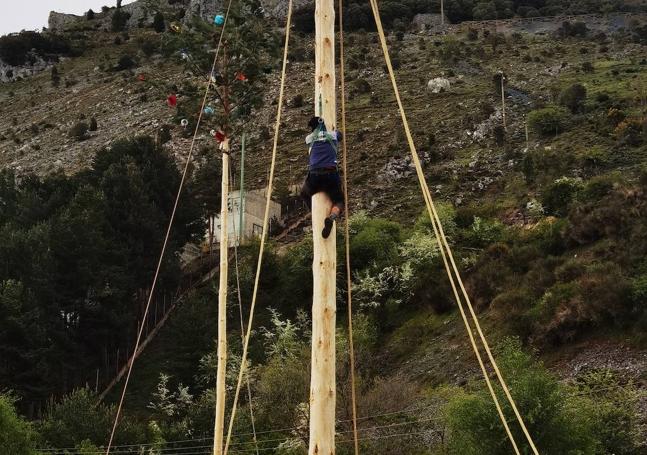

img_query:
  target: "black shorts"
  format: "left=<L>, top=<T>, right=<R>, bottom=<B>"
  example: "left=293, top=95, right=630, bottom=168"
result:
left=300, top=170, right=344, bottom=209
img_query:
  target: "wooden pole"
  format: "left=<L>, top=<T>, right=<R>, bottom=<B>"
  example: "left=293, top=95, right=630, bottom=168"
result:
left=213, top=43, right=231, bottom=455
left=239, top=132, right=246, bottom=245
left=213, top=141, right=229, bottom=455
left=440, top=0, right=444, bottom=25
left=310, top=0, right=337, bottom=454
left=500, top=73, right=506, bottom=131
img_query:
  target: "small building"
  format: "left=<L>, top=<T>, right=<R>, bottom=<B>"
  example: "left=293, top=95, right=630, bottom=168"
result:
left=207, top=188, right=282, bottom=248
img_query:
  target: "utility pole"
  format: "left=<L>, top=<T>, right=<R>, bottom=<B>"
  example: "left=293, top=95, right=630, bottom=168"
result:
left=239, top=132, right=246, bottom=245
left=440, top=0, right=444, bottom=25
left=213, top=43, right=230, bottom=455
left=500, top=72, right=507, bottom=131
left=310, top=0, right=337, bottom=453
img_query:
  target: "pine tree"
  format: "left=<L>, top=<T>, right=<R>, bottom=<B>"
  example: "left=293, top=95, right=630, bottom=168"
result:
left=51, top=65, right=60, bottom=87
left=153, top=11, right=165, bottom=33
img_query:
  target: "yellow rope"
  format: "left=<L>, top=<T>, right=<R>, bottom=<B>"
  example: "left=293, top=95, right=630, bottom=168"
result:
left=338, top=1, right=360, bottom=453
left=104, top=1, right=234, bottom=452
left=222, top=1, right=293, bottom=452
left=366, top=0, right=539, bottom=453
left=229, top=163, right=260, bottom=455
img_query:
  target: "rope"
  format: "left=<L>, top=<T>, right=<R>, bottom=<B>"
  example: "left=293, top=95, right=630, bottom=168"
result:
left=104, top=1, right=235, bottom=452
left=337, top=1, right=359, bottom=453
left=229, top=160, right=260, bottom=455
left=366, top=0, right=540, bottom=453
left=222, top=1, right=294, bottom=452
left=40, top=403, right=442, bottom=454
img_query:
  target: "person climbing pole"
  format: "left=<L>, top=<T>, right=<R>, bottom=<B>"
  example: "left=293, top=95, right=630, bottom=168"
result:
left=300, top=116, right=344, bottom=239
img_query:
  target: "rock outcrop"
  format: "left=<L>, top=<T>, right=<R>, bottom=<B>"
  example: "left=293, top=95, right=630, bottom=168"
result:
left=48, top=11, right=82, bottom=31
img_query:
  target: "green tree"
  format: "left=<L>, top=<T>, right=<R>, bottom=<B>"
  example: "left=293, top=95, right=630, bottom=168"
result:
left=153, top=11, right=165, bottom=33
left=559, top=83, right=587, bottom=113
left=39, top=389, right=148, bottom=448
left=111, top=9, right=131, bottom=32
left=0, top=395, right=37, bottom=455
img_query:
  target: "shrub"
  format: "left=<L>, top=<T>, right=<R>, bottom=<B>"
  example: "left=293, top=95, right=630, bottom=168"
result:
left=138, top=36, right=158, bottom=57
left=111, top=9, right=131, bottom=32
left=444, top=338, right=598, bottom=454
left=467, top=28, right=478, bottom=40
left=290, top=94, right=303, bottom=108
left=493, top=124, right=505, bottom=146
left=353, top=78, right=371, bottom=94
left=615, top=117, right=646, bottom=146
left=541, top=177, right=582, bottom=217
left=0, top=394, right=38, bottom=455
left=69, top=122, right=89, bottom=141
left=39, top=389, right=147, bottom=448
left=527, top=106, right=569, bottom=136
left=153, top=11, right=165, bottom=32
left=581, top=61, right=594, bottom=73
left=558, top=21, right=588, bottom=38
left=115, top=54, right=136, bottom=71
left=349, top=216, right=403, bottom=270
left=558, top=83, right=587, bottom=113
left=86, top=9, right=95, bottom=20
left=89, top=117, right=97, bottom=132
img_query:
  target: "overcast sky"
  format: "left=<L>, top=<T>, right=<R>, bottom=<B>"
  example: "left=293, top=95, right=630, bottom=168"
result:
left=1, top=1, right=138, bottom=36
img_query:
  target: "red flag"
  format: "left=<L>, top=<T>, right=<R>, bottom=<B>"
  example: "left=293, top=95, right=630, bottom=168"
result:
left=137, top=73, right=146, bottom=81
left=235, top=72, right=248, bottom=81
left=167, top=94, right=177, bottom=108
left=215, top=131, right=226, bottom=143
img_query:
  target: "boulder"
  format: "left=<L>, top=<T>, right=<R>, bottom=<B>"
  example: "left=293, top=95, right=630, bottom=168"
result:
left=47, top=11, right=81, bottom=31
left=427, top=77, right=450, bottom=93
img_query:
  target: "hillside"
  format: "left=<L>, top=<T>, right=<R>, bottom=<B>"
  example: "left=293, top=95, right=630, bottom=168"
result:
left=2, top=0, right=647, bottom=454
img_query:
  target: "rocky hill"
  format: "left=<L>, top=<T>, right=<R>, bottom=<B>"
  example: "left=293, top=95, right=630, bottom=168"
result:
left=2, top=1, right=647, bottom=454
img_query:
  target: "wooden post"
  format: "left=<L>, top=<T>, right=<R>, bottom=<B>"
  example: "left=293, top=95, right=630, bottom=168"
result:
left=213, top=140, right=229, bottom=455
left=310, top=0, right=337, bottom=454
left=440, top=0, right=444, bottom=25
left=500, top=72, right=506, bottom=131
left=214, top=42, right=231, bottom=455
left=239, top=132, right=246, bottom=245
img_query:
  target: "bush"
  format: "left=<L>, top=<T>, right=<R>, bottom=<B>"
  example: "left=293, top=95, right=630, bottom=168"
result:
left=558, top=21, right=588, bottom=38
left=615, top=117, right=646, bottom=146
left=138, top=36, right=158, bottom=57
left=527, top=106, right=569, bottom=136
left=0, top=394, right=38, bottom=455
left=69, top=122, right=89, bottom=141
left=541, top=177, right=582, bottom=217
left=153, top=11, right=165, bottom=32
left=349, top=216, right=403, bottom=270
left=444, top=338, right=598, bottom=454
left=86, top=9, right=95, bottom=20
left=558, top=83, right=587, bottom=113
left=353, top=78, right=371, bottom=94
left=115, top=54, right=136, bottom=71
left=111, top=9, right=131, bottom=32
left=581, top=61, right=594, bottom=73
left=89, top=117, right=97, bottom=132
left=39, top=389, right=147, bottom=448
